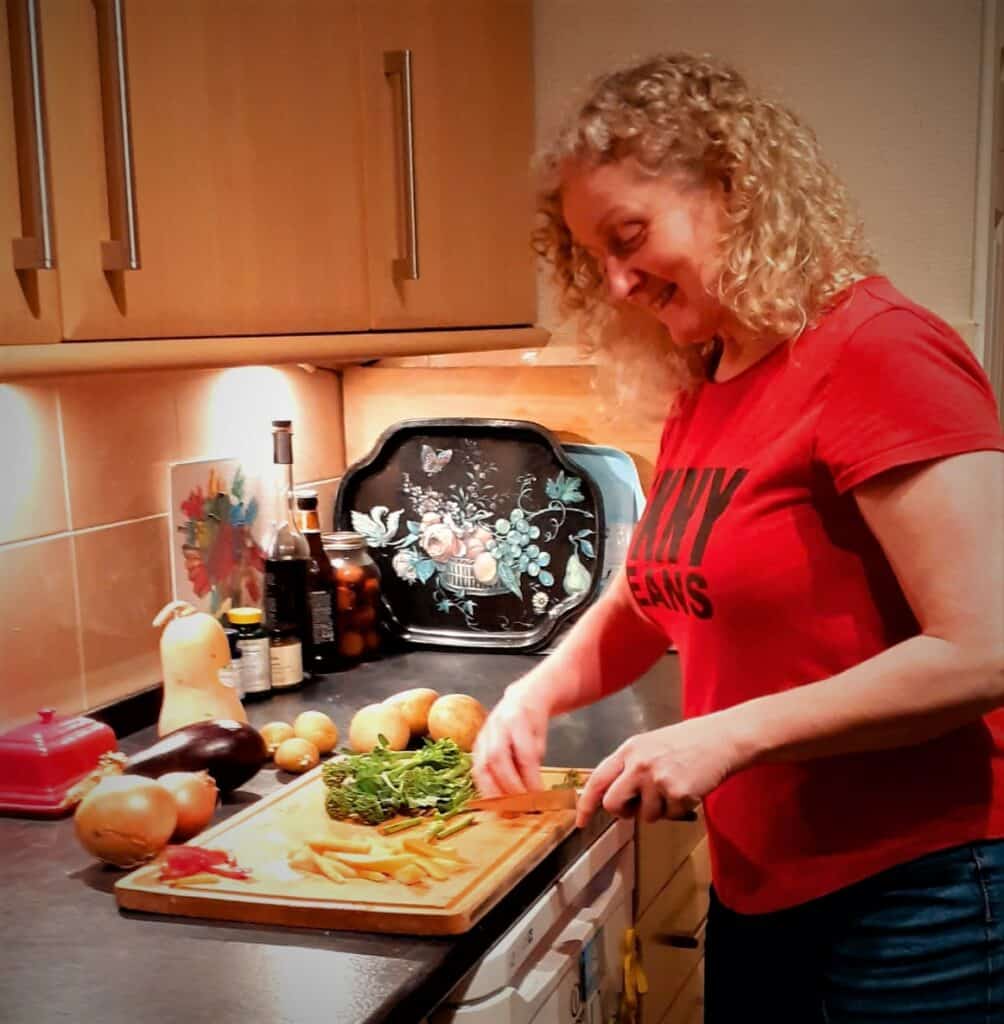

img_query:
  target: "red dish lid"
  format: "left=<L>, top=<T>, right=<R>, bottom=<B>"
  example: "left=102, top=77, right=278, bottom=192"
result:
left=0, top=708, right=118, bottom=817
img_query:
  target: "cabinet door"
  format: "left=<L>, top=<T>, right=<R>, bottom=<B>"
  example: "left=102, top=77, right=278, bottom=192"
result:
left=43, top=0, right=370, bottom=341
left=360, top=0, right=536, bottom=330
left=0, top=0, right=61, bottom=344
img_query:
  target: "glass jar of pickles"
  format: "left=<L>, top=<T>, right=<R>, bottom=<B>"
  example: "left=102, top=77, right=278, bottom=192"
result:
left=322, top=531, right=382, bottom=667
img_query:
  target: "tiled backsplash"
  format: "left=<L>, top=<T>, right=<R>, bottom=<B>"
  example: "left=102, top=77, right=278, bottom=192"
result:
left=1, top=364, right=345, bottom=731
left=342, top=364, right=662, bottom=489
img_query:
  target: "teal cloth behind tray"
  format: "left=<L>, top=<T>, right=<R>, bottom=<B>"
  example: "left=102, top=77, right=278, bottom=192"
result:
left=563, top=443, right=645, bottom=595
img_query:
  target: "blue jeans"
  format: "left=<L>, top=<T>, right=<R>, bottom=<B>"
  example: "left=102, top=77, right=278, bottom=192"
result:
left=704, top=840, right=1004, bottom=1023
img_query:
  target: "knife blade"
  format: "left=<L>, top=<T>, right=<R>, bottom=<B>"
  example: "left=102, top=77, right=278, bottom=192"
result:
left=466, top=788, right=578, bottom=814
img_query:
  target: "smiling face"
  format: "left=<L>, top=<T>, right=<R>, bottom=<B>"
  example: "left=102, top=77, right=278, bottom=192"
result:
left=560, top=159, right=732, bottom=348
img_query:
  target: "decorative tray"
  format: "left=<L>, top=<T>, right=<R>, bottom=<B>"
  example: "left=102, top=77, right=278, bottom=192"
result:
left=334, top=419, right=605, bottom=651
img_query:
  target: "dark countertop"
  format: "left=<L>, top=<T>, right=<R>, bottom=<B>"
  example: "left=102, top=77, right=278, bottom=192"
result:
left=0, top=649, right=681, bottom=1024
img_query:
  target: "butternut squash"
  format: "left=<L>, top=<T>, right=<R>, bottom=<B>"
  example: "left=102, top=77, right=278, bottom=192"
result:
left=153, top=601, right=248, bottom=736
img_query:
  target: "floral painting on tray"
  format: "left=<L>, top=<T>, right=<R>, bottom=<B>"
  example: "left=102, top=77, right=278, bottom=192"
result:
left=167, top=457, right=265, bottom=620
left=337, top=424, right=605, bottom=650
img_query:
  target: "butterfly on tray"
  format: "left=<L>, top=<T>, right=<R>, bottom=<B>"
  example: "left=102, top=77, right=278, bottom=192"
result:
left=420, top=444, right=453, bottom=475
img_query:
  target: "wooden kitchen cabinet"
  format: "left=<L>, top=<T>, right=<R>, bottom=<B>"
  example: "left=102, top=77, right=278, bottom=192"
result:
left=0, top=0, right=61, bottom=345
left=359, top=0, right=536, bottom=330
left=660, top=943, right=705, bottom=1024
left=42, top=0, right=370, bottom=341
left=635, top=808, right=707, bottom=920
left=1, top=0, right=534, bottom=352
left=634, top=815, right=710, bottom=1024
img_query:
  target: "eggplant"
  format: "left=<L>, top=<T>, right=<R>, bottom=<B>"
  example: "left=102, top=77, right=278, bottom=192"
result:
left=127, top=719, right=267, bottom=793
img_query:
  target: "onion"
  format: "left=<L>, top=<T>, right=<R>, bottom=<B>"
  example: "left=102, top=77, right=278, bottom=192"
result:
left=158, top=771, right=219, bottom=841
left=74, top=774, right=177, bottom=868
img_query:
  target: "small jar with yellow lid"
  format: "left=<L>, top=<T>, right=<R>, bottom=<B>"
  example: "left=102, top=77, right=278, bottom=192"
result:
left=227, top=607, right=271, bottom=701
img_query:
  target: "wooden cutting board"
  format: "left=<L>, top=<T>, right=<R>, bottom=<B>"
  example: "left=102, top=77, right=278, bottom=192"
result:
left=115, top=766, right=582, bottom=935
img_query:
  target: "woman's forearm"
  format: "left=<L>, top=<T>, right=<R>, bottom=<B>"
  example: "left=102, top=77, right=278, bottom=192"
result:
left=509, top=570, right=669, bottom=717
left=730, top=633, right=1004, bottom=766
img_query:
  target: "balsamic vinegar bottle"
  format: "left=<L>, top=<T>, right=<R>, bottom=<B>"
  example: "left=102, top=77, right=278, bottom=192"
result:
left=262, top=420, right=310, bottom=691
left=294, top=490, right=339, bottom=674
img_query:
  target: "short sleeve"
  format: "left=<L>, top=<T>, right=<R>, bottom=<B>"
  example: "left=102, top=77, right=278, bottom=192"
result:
left=814, top=309, right=1004, bottom=494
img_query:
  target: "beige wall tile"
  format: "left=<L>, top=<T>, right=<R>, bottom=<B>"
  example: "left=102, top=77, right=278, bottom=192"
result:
left=59, top=371, right=181, bottom=529
left=0, top=382, right=68, bottom=544
left=0, top=538, right=85, bottom=730
left=174, top=365, right=346, bottom=487
left=342, top=366, right=661, bottom=489
left=75, top=517, right=171, bottom=711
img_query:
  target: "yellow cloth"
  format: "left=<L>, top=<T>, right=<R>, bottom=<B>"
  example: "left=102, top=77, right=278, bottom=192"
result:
left=619, top=927, right=648, bottom=1023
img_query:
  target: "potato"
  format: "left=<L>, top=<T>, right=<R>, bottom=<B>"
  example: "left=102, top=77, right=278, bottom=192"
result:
left=274, top=737, right=320, bottom=773
left=259, top=721, right=295, bottom=757
left=427, top=694, right=487, bottom=752
left=349, top=702, right=410, bottom=753
left=293, top=710, right=339, bottom=754
left=383, top=687, right=440, bottom=736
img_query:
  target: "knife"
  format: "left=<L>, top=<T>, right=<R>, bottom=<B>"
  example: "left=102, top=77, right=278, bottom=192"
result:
left=466, top=788, right=578, bottom=814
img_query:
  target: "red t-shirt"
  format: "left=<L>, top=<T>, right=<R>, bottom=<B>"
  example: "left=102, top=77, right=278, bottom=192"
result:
left=625, top=276, right=1004, bottom=914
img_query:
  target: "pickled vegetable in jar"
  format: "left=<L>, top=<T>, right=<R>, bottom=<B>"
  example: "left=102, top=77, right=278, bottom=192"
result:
left=322, top=531, right=382, bottom=667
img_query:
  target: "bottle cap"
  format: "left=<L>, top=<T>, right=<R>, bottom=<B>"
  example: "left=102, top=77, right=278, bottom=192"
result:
left=322, top=530, right=366, bottom=551
left=271, top=419, right=292, bottom=429
left=228, top=606, right=263, bottom=625
left=294, top=490, right=319, bottom=510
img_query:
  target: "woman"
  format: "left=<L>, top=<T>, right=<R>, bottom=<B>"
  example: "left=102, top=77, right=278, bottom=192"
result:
left=472, top=53, right=1004, bottom=1022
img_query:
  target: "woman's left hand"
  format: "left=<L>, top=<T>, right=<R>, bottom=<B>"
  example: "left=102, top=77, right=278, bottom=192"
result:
left=575, top=713, right=749, bottom=828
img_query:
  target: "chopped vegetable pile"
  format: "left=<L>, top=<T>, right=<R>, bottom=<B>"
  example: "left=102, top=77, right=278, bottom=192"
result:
left=288, top=827, right=474, bottom=887
left=321, top=736, right=476, bottom=825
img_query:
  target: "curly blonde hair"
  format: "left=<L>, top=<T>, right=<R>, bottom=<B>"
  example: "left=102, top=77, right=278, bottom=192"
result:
left=536, top=52, right=878, bottom=413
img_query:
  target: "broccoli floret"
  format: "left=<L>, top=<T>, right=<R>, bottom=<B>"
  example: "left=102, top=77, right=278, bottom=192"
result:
left=321, top=738, right=476, bottom=825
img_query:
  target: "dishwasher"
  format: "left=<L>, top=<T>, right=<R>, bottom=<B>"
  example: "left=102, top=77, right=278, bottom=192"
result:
left=428, top=817, right=635, bottom=1024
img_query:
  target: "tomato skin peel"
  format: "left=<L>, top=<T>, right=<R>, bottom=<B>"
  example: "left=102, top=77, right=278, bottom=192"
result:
left=158, top=845, right=252, bottom=882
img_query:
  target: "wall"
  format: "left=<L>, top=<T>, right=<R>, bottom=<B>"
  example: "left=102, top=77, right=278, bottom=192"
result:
left=0, top=366, right=345, bottom=731
left=534, top=0, right=984, bottom=336
left=342, top=363, right=660, bottom=482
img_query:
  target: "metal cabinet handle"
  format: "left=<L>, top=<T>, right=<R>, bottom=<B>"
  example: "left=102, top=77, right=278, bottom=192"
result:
left=94, top=0, right=139, bottom=271
left=10, top=0, right=55, bottom=271
left=383, top=49, right=419, bottom=280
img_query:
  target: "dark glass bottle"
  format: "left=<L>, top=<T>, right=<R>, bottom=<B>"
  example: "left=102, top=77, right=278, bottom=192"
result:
left=262, top=420, right=309, bottom=691
left=294, top=490, right=339, bottom=674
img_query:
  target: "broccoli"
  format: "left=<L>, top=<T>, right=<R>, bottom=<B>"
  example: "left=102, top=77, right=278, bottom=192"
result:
left=321, top=736, right=476, bottom=825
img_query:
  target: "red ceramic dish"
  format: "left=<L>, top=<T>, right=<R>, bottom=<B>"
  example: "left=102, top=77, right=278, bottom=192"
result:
left=0, top=709, right=117, bottom=817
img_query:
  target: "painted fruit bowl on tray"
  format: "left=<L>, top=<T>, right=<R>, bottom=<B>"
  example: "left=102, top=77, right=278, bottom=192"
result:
left=334, top=419, right=605, bottom=652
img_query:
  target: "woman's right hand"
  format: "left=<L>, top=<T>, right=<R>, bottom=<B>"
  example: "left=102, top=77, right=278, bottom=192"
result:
left=472, top=677, right=552, bottom=796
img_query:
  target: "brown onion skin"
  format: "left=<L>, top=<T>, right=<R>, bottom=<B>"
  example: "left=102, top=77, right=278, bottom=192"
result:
left=73, top=775, right=177, bottom=868
left=158, top=771, right=219, bottom=841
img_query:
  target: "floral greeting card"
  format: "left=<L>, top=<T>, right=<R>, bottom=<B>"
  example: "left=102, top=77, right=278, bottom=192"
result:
left=167, top=457, right=265, bottom=620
